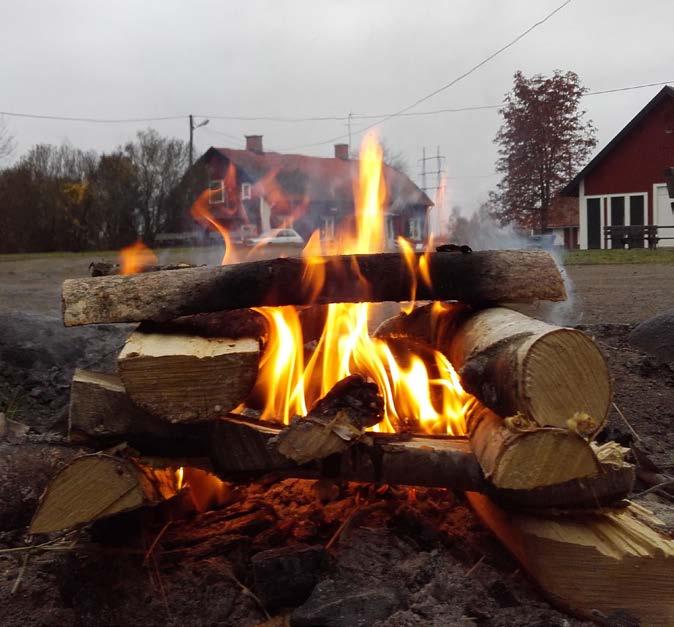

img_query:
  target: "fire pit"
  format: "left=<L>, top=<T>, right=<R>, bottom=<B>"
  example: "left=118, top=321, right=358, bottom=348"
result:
left=25, top=136, right=674, bottom=625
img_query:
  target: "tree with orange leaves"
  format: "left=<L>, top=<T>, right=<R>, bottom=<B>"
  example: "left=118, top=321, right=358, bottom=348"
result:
left=490, top=71, right=596, bottom=231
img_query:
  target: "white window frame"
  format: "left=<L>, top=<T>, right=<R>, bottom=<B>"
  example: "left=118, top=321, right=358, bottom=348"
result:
left=241, top=182, right=252, bottom=200
left=209, top=180, right=225, bottom=205
left=408, top=217, right=423, bottom=241
left=321, top=216, right=335, bottom=241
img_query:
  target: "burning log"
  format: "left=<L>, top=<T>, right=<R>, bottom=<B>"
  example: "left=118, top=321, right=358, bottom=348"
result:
left=117, top=330, right=260, bottom=422
left=62, top=250, right=565, bottom=326
left=467, top=492, right=674, bottom=625
left=30, top=453, right=180, bottom=534
left=68, top=371, right=633, bottom=509
left=273, top=375, right=384, bottom=465
left=377, top=304, right=611, bottom=433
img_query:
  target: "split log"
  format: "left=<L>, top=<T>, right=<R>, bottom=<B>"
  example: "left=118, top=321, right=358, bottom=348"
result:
left=0, top=442, right=88, bottom=532
left=467, top=492, right=674, bottom=625
left=62, top=250, right=565, bottom=326
left=273, top=375, right=384, bottom=464
left=30, top=453, right=180, bottom=534
left=378, top=304, right=611, bottom=433
left=466, top=403, right=602, bottom=490
left=118, top=331, right=260, bottom=422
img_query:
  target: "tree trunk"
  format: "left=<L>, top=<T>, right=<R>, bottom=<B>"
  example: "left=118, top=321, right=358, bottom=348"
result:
left=62, top=250, right=566, bottom=326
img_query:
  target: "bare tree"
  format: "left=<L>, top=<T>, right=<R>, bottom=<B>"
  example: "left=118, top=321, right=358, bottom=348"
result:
left=379, top=138, right=409, bottom=175
left=124, top=129, right=189, bottom=243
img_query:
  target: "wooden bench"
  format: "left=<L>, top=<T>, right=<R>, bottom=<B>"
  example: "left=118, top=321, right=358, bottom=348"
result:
left=603, top=225, right=659, bottom=249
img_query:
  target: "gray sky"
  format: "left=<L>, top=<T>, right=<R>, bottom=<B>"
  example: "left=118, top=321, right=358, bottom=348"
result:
left=2, top=0, right=673, bottom=210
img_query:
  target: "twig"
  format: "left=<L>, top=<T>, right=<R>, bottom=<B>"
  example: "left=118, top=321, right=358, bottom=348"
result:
left=224, top=570, right=270, bottom=621
left=0, top=530, right=79, bottom=555
left=326, top=502, right=361, bottom=551
left=634, top=479, right=674, bottom=498
left=143, top=520, right=173, bottom=565
left=612, top=402, right=641, bottom=442
left=465, top=554, right=485, bottom=577
left=11, top=554, right=30, bottom=594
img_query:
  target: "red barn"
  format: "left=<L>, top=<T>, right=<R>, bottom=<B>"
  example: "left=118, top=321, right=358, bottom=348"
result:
left=562, top=86, right=674, bottom=249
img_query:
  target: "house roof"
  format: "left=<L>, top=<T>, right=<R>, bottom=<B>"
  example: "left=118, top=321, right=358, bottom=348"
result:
left=200, top=147, right=433, bottom=210
left=561, top=85, right=674, bottom=197
left=546, top=195, right=578, bottom=228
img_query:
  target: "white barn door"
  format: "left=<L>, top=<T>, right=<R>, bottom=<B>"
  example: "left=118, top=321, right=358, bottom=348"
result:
left=655, top=185, right=674, bottom=247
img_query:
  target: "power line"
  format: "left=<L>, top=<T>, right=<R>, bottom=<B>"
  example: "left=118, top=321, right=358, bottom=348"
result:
left=0, top=111, right=185, bottom=123
left=279, top=0, right=573, bottom=151
left=2, top=79, right=672, bottom=129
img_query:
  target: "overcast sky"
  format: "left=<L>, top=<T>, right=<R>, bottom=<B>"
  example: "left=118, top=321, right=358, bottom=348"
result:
left=2, top=0, right=673, bottom=210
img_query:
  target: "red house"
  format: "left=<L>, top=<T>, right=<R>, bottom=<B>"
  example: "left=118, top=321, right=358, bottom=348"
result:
left=194, top=136, right=432, bottom=246
left=562, top=86, right=674, bottom=249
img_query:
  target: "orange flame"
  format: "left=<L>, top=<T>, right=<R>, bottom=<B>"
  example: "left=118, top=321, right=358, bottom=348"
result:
left=249, top=133, right=469, bottom=434
left=119, top=240, right=157, bottom=275
left=191, top=189, right=237, bottom=265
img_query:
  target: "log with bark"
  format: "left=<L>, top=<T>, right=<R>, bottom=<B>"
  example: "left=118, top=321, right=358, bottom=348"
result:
left=62, top=250, right=565, bottom=326
left=89, top=261, right=202, bottom=276
left=29, top=452, right=181, bottom=534
left=117, top=330, right=260, bottom=422
left=467, top=492, right=674, bottom=626
left=377, top=304, right=611, bottom=433
left=68, top=371, right=633, bottom=509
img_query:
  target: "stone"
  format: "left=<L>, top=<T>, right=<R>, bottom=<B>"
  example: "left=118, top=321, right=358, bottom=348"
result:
left=252, top=544, right=326, bottom=610
left=291, top=579, right=399, bottom=627
left=628, top=310, right=674, bottom=363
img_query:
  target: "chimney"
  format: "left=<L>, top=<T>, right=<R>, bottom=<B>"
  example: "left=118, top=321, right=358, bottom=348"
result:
left=245, top=135, right=263, bottom=154
left=334, top=143, right=349, bottom=160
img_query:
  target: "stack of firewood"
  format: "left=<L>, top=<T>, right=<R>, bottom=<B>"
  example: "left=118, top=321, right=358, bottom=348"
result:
left=29, top=249, right=674, bottom=625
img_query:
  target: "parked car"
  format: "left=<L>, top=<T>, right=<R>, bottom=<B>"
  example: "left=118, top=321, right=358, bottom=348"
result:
left=249, top=228, right=304, bottom=246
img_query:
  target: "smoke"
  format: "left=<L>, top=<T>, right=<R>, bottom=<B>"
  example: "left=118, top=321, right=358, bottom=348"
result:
left=447, top=205, right=579, bottom=326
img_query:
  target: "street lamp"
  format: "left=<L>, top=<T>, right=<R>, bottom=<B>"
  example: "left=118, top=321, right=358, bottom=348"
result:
left=189, top=115, right=209, bottom=167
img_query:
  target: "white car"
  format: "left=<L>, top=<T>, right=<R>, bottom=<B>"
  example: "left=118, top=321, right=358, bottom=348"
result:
left=249, top=228, right=304, bottom=246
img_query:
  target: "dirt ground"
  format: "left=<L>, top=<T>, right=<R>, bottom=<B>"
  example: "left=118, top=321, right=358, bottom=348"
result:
left=0, top=251, right=672, bottom=626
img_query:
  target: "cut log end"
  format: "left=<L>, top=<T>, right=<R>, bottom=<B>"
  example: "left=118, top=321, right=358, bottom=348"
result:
left=118, top=332, right=260, bottom=423
left=523, top=329, right=611, bottom=432
left=29, top=454, right=179, bottom=534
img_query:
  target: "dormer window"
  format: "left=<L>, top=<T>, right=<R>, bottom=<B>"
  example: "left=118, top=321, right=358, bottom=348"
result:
left=209, top=180, right=225, bottom=204
left=241, top=182, right=252, bottom=200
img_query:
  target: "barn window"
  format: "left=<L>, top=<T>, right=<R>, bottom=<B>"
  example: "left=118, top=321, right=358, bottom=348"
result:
left=209, top=180, right=225, bottom=204
left=629, top=195, right=645, bottom=225
left=408, top=217, right=423, bottom=241
left=241, top=182, right=252, bottom=200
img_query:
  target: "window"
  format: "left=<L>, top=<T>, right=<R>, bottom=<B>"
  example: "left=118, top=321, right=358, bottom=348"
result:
left=209, top=180, right=225, bottom=204
left=408, top=217, right=423, bottom=241
left=241, top=182, right=252, bottom=200
left=629, top=195, right=644, bottom=225
left=321, top=216, right=335, bottom=241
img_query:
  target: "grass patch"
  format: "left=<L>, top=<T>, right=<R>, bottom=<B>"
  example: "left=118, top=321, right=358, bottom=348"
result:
left=0, top=246, right=215, bottom=264
left=563, top=248, right=674, bottom=265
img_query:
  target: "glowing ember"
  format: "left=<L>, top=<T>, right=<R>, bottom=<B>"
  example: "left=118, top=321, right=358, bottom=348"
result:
left=119, top=240, right=157, bottom=275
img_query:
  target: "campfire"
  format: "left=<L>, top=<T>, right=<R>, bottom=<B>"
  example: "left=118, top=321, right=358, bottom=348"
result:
left=28, top=135, right=673, bottom=624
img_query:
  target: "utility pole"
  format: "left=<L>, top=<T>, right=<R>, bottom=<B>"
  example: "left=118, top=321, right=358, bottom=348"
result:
left=189, top=115, right=210, bottom=168
left=418, top=145, right=446, bottom=194
left=347, top=112, right=353, bottom=155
